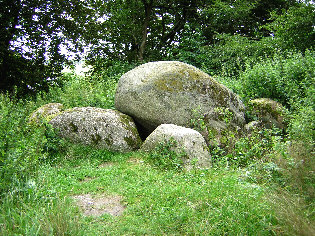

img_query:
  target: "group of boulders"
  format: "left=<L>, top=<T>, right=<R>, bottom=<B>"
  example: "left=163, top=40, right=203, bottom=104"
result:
left=30, top=61, right=287, bottom=169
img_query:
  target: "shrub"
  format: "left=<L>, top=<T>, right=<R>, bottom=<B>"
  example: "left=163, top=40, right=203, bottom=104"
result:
left=190, top=106, right=281, bottom=168
left=201, top=34, right=275, bottom=77
left=37, top=72, right=117, bottom=109
left=171, top=32, right=276, bottom=77
left=239, top=50, right=315, bottom=107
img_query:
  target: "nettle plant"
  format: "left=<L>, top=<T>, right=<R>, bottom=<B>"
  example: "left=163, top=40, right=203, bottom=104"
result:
left=190, top=107, right=280, bottom=167
left=190, top=106, right=236, bottom=148
left=146, top=138, right=186, bottom=171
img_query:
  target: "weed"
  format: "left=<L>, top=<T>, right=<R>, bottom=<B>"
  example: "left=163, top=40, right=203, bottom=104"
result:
left=146, top=138, right=185, bottom=171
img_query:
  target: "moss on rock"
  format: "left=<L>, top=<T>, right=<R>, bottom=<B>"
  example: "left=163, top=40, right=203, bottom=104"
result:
left=115, top=61, right=246, bottom=142
left=49, top=107, right=142, bottom=152
left=248, top=98, right=289, bottom=129
left=29, top=103, right=64, bottom=125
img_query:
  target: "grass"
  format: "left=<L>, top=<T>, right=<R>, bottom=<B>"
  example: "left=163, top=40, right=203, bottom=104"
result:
left=1, top=145, right=279, bottom=235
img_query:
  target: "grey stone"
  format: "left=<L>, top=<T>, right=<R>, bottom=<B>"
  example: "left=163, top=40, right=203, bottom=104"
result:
left=115, top=61, right=245, bottom=139
left=49, top=107, right=142, bottom=152
left=141, top=124, right=211, bottom=170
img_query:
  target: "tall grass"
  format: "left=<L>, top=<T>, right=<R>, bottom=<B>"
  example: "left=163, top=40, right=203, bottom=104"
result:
left=0, top=193, right=84, bottom=235
left=0, top=94, right=45, bottom=196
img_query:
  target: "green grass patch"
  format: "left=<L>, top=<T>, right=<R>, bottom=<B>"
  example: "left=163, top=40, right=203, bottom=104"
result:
left=0, top=145, right=280, bottom=235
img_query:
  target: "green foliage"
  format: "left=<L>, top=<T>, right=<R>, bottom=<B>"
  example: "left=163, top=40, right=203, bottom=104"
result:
left=86, top=0, right=203, bottom=62
left=190, top=107, right=208, bottom=133
left=211, top=126, right=281, bottom=169
left=172, top=32, right=277, bottom=77
left=0, top=53, right=314, bottom=234
left=200, top=0, right=295, bottom=40
left=38, top=72, right=117, bottom=109
left=204, top=34, right=276, bottom=77
left=240, top=50, right=315, bottom=107
left=0, top=0, right=97, bottom=96
left=289, top=106, right=314, bottom=145
left=230, top=129, right=281, bottom=168
left=190, top=106, right=283, bottom=168
left=170, top=25, right=208, bottom=70
left=41, top=122, right=68, bottom=163
left=146, top=138, right=185, bottom=171
left=200, top=0, right=257, bottom=39
left=87, top=59, right=138, bottom=82
left=0, top=53, right=55, bottom=96
left=0, top=0, right=306, bottom=96
left=0, top=0, right=314, bottom=230
left=265, top=4, right=315, bottom=52
left=0, top=94, right=46, bottom=196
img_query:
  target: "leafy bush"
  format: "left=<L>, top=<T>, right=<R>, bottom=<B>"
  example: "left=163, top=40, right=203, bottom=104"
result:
left=238, top=48, right=314, bottom=220
left=201, top=34, right=275, bottom=77
left=36, top=60, right=137, bottom=110
left=169, top=25, right=209, bottom=70
left=190, top=106, right=281, bottom=168
left=37, top=72, right=117, bottom=109
left=172, top=32, right=276, bottom=77
left=239, top=50, right=315, bottom=107
left=88, top=59, right=138, bottom=82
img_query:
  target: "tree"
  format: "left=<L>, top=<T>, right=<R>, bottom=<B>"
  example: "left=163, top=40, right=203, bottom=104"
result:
left=265, top=3, right=315, bottom=52
left=86, top=0, right=301, bottom=66
left=0, top=0, right=308, bottom=95
left=0, top=0, right=95, bottom=96
left=198, top=0, right=297, bottom=42
left=86, top=0, right=204, bottom=63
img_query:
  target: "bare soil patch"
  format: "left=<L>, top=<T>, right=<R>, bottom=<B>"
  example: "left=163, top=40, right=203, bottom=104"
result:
left=127, top=158, right=144, bottom=165
left=79, top=177, right=95, bottom=183
left=72, top=194, right=125, bottom=217
left=98, top=162, right=114, bottom=168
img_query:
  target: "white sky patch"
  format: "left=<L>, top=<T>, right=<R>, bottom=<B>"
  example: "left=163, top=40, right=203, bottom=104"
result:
left=62, top=60, right=92, bottom=76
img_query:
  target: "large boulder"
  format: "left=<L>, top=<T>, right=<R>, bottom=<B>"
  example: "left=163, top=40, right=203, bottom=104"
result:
left=49, top=107, right=142, bottom=152
left=115, top=61, right=245, bottom=139
left=141, top=124, right=211, bottom=170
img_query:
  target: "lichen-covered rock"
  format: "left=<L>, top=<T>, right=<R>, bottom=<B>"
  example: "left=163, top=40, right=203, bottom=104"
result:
left=49, top=107, right=142, bottom=152
left=248, top=98, right=288, bottom=129
left=29, top=103, right=64, bottom=124
left=141, top=124, right=211, bottom=170
left=115, top=61, right=245, bottom=139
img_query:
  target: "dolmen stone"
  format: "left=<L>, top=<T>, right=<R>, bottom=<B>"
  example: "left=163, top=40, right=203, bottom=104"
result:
left=115, top=61, right=245, bottom=139
left=141, top=124, right=211, bottom=170
left=49, top=107, right=142, bottom=152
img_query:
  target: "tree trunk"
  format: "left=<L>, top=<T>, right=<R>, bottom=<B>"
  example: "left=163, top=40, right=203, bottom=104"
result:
left=138, top=0, right=153, bottom=61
